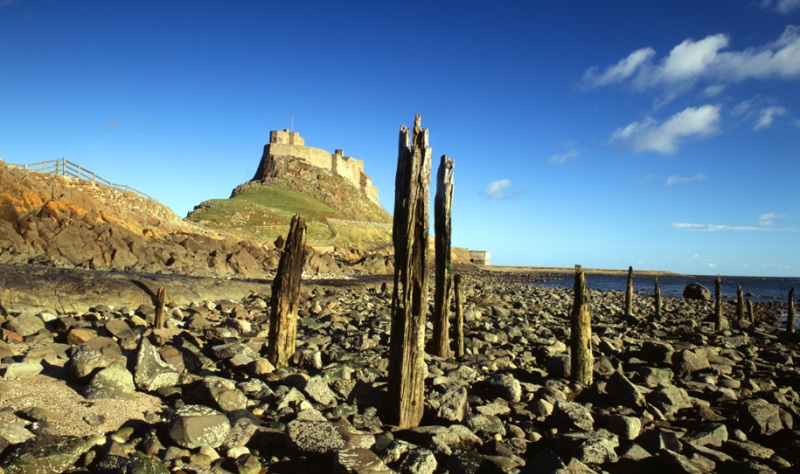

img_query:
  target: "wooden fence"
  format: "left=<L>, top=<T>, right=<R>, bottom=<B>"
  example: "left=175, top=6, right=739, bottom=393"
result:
left=11, top=157, right=152, bottom=200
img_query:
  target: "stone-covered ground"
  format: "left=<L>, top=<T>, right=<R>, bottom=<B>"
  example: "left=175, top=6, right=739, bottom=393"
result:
left=0, top=274, right=798, bottom=473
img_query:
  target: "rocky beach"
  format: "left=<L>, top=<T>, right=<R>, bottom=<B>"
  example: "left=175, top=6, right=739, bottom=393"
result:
left=1, top=265, right=798, bottom=473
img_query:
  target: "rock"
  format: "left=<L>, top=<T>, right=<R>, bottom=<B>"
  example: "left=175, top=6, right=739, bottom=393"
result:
left=736, top=399, right=783, bottom=436
left=467, top=414, right=506, bottom=437
left=574, top=433, right=619, bottom=465
left=335, top=446, right=393, bottom=474
left=545, top=354, right=570, bottom=379
left=0, top=421, right=35, bottom=444
left=399, top=447, right=437, bottom=474
left=286, top=420, right=345, bottom=456
left=0, top=434, right=105, bottom=473
left=640, top=340, right=675, bottom=365
left=606, top=370, right=646, bottom=408
left=673, top=349, right=711, bottom=376
left=437, top=385, right=469, bottom=422
left=303, top=375, right=337, bottom=406
left=648, top=384, right=693, bottom=417
left=606, top=414, right=642, bottom=440
left=4, top=313, right=45, bottom=337
left=551, top=401, right=594, bottom=432
left=3, top=362, right=43, bottom=380
left=134, top=336, right=179, bottom=392
left=201, top=376, right=248, bottom=412
left=83, top=362, right=136, bottom=400
left=481, top=373, right=522, bottom=403
left=683, top=283, right=711, bottom=301
left=442, top=449, right=486, bottom=474
left=406, top=424, right=482, bottom=456
left=684, top=423, right=728, bottom=447
left=167, top=405, right=231, bottom=449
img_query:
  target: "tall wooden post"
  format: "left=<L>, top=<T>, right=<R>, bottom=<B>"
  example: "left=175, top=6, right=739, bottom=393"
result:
left=624, top=266, right=634, bottom=317
left=433, top=155, right=455, bottom=358
left=736, top=285, right=744, bottom=323
left=747, top=300, right=754, bottom=323
left=267, top=214, right=307, bottom=368
left=454, top=274, right=465, bottom=358
left=387, top=115, right=432, bottom=429
left=654, top=277, right=662, bottom=319
left=571, top=269, right=593, bottom=386
left=154, top=287, right=167, bottom=330
left=788, top=288, right=796, bottom=333
left=714, top=275, right=726, bottom=331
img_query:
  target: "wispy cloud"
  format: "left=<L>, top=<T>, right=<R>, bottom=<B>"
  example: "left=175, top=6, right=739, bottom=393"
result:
left=609, top=105, right=721, bottom=154
left=107, top=121, right=120, bottom=131
left=482, top=179, right=529, bottom=199
left=673, top=213, right=798, bottom=232
left=581, top=26, right=800, bottom=94
left=665, top=173, right=706, bottom=186
left=760, top=0, right=800, bottom=14
left=757, top=212, right=790, bottom=226
left=754, top=105, right=787, bottom=130
left=549, top=149, right=580, bottom=165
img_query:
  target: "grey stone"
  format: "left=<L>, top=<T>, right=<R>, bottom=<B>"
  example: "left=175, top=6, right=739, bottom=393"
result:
left=400, top=447, right=437, bottom=474
left=5, top=313, right=46, bottom=337
left=467, top=414, right=505, bottom=436
left=482, top=373, right=522, bottom=402
left=408, top=424, right=482, bottom=456
left=437, top=385, right=468, bottom=422
left=545, top=354, right=571, bottom=379
left=286, top=420, right=345, bottom=456
left=683, top=283, right=711, bottom=301
left=648, top=384, right=693, bottom=417
left=303, top=375, right=337, bottom=406
left=606, top=370, right=646, bottom=408
left=134, top=336, right=179, bottom=392
left=736, top=399, right=783, bottom=436
left=674, top=349, right=711, bottom=376
left=551, top=401, right=594, bottom=432
left=0, top=434, right=105, bottom=473
left=684, top=423, right=728, bottom=447
left=84, top=362, right=136, bottom=400
left=202, top=376, right=247, bottom=412
left=167, top=404, right=231, bottom=449
left=65, top=344, right=115, bottom=381
left=335, top=446, right=393, bottom=474
left=3, top=362, right=43, bottom=380
left=0, top=421, right=35, bottom=444
left=658, top=449, right=705, bottom=474
left=574, top=434, right=619, bottom=465
left=640, top=340, right=675, bottom=364
left=635, top=366, right=674, bottom=387
left=606, top=414, right=641, bottom=440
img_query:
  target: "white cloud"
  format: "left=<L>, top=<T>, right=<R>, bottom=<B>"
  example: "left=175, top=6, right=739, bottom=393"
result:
left=549, top=149, right=580, bottom=165
left=703, top=84, right=726, bottom=97
left=673, top=220, right=797, bottom=232
left=665, top=173, right=706, bottom=186
left=761, top=0, right=800, bottom=14
left=581, top=26, right=800, bottom=94
left=610, top=105, right=721, bottom=154
left=581, top=48, right=655, bottom=89
left=758, top=212, right=789, bottom=226
left=482, top=179, right=530, bottom=199
left=754, top=105, right=787, bottom=130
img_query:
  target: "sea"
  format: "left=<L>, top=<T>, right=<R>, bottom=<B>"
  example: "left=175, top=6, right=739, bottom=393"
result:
left=531, top=273, right=799, bottom=303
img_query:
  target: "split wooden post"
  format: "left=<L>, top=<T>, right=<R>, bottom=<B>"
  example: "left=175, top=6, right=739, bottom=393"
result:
left=747, top=300, right=754, bottom=323
left=433, top=154, right=455, bottom=359
left=624, top=266, right=634, bottom=317
left=736, top=285, right=744, bottom=323
left=154, top=287, right=167, bottom=329
left=714, top=275, right=726, bottom=331
left=654, top=277, right=662, bottom=319
left=454, top=274, right=465, bottom=358
left=571, top=269, right=593, bottom=386
left=788, top=287, right=796, bottom=333
left=387, top=114, right=432, bottom=429
left=267, top=214, right=307, bottom=368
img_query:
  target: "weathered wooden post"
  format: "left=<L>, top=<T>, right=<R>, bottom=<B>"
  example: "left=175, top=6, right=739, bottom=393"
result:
left=571, top=269, right=593, bottom=386
left=154, top=287, right=167, bottom=329
left=788, top=287, right=796, bottom=333
left=387, top=114, right=432, bottom=429
left=714, top=275, right=726, bottom=331
left=736, top=285, right=744, bottom=324
left=267, top=214, right=307, bottom=368
left=654, top=277, right=662, bottom=319
left=747, top=299, right=754, bottom=323
left=433, top=154, right=455, bottom=358
left=454, top=274, right=465, bottom=358
left=624, top=266, right=634, bottom=317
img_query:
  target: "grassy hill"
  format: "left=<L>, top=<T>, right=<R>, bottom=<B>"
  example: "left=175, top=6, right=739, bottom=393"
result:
left=187, top=173, right=393, bottom=250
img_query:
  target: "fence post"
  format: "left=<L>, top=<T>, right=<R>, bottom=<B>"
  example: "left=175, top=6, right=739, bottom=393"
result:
left=714, top=275, right=726, bottom=331
left=788, top=287, right=796, bottom=333
left=571, top=268, right=593, bottom=386
left=433, top=154, right=455, bottom=359
left=387, top=114, right=432, bottom=429
left=624, top=266, right=634, bottom=317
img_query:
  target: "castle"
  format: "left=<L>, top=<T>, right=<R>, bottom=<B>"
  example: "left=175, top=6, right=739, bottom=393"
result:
left=252, top=129, right=379, bottom=205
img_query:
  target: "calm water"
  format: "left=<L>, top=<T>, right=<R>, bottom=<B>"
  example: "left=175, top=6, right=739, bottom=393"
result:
left=532, top=273, right=800, bottom=304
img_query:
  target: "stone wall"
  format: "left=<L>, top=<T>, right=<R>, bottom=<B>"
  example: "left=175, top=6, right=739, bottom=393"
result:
left=253, top=130, right=379, bottom=205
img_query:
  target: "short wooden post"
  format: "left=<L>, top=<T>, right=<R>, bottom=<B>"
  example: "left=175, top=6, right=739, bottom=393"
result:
left=571, top=269, right=593, bottom=386
left=747, top=299, right=754, bottom=323
left=714, top=275, right=726, bottom=331
left=736, top=285, right=744, bottom=323
left=624, top=266, right=634, bottom=317
left=433, top=154, right=455, bottom=358
left=387, top=115, right=432, bottom=429
left=454, top=274, right=465, bottom=358
left=654, top=277, right=662, bottom=319
left=788, top=288, right=796, bottom=333
left=154, top=287, right=167, bottom=329
left=267, top=214, right=307, bottom=368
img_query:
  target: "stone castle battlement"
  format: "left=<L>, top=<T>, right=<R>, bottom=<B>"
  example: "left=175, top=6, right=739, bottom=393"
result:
left=252, top=129, right=379, bottom=205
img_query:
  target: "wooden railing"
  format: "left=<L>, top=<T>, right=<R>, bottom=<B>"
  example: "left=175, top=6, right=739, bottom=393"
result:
left=11, top=157, right=152, bottom=200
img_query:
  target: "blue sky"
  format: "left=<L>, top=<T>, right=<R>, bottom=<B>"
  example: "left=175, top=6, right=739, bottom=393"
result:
left=2, top=1, right=798, bottom=276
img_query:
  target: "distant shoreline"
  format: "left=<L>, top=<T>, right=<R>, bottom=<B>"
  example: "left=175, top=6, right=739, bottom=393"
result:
left=480, top=265, right=684, bottom=278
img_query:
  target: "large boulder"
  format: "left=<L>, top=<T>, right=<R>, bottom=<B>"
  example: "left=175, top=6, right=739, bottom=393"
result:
left=683, top=283, right=711, bottom=301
